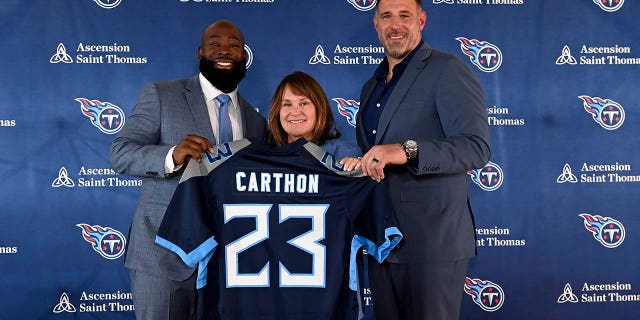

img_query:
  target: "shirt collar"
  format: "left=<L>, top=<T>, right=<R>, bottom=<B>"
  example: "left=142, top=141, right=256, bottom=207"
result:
left=374, top=40, right=424, bottom=81
left=199, top=73, right=239, bottom=109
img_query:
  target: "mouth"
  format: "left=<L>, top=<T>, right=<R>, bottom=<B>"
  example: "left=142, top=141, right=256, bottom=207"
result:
left=388, top=33, right=405, bottom=41
left=288, top=119, right=306, bottom=124
left=214, top=59, right=235, bottom=69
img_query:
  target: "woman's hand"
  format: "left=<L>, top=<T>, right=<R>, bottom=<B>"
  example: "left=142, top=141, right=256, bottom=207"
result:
left=339, top=157, right=362, bottom=172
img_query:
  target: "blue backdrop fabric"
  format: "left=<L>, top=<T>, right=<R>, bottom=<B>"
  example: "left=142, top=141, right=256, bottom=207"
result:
left=1, top=0, right=639, bottom=319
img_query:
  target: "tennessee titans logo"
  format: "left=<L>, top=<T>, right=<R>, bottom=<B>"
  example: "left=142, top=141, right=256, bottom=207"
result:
left=578, top=95, right=625, bottom=130
left=76, top=223, right=126, bottom=259
left=579, top=213, right=625, bottom=248
left=464, top=277, right=505, bottom=312
left=467, top=161, right=503, bottom=191
left=347, top=0, right=376, bottom=11
left=593, top=0, right=624, bottom=12
left=93, top=0, right=122, bottom=9
left=456, top=37, right=502, bottom=72
left=332, top=98, right=359, bottom=127
left=75, top=98, right=125, bottom=134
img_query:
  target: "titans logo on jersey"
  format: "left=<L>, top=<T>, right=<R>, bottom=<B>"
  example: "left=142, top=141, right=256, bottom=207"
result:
left=155, top=138, right=402, bottom=320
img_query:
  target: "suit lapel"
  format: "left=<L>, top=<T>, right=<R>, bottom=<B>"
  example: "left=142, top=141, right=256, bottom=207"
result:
left=237, top=95, right=252, bottom=137
left=375, top=43, right=431, bottom=145
left=184, top=76, right=216, bottom=142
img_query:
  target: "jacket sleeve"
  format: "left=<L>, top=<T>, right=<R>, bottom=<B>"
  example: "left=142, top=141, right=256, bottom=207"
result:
left=110, top=83, right=174, bottom=178
left=412, top=57, right=491, bottom=175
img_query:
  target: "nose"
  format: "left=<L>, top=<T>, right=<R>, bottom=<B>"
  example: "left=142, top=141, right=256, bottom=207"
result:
left=389, top=16, right=402, bottom=29
left=289, top=104, right=305, bottom=115
left=214, top=43, right=233, bottom=56
left=217, top=47, right=230, bottom=56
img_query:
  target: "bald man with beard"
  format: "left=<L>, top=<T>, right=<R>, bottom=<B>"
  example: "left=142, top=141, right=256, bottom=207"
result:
left=110, top=20, right=266, bottom=320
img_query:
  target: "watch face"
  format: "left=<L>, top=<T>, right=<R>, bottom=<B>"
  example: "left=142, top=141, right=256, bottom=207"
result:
left=403, top=140, right=418, bottom=160
left=405, top=140, right=417, bottom=149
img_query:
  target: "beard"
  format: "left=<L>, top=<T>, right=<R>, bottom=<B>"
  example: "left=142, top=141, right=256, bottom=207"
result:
left=199, top=56, right=247, bottom=93
left=380, top=39, right=412, bottom=61
left=386, top=47, right=411, bottom=60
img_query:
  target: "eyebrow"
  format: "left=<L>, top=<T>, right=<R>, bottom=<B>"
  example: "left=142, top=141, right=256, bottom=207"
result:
left=208, top=35, right=242, bottom=42
left=282, top=97, right=309, bottom=102
left=379, top=9, right=414, bottom=15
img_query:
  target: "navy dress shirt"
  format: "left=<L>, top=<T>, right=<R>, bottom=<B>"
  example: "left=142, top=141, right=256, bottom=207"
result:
left=361, top=41, right=423, bottom=147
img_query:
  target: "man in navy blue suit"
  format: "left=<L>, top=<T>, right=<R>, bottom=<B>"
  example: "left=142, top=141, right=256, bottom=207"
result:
left=357, top=0, right=491, bottom=319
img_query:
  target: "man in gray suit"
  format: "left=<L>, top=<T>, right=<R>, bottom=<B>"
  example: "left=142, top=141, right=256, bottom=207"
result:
left=110, top=20, right=266, bottom=320
left=357, top=0, right=491, bottom=319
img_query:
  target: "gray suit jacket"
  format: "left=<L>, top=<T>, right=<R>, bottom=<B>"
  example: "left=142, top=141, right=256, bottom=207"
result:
left=110, top=75, right=266, bottom=280
left=357, top=42, right=490, bottom=263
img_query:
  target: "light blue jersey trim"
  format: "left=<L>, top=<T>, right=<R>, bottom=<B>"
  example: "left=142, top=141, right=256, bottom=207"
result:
left=348, top=227, right=403, bottom=290
left=155, top=236, right=218, bottom=289
left=196, top=250, right=215, bottom=289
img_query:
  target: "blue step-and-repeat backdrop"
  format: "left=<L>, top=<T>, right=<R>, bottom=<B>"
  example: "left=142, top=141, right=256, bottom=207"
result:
left=1, top=0, right=639, bottom=319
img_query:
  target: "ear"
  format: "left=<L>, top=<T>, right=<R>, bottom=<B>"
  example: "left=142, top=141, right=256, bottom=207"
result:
left=419, top=10, right=427, bottom=31
left=197, top=47, right=203, bottom=60
left=373, top=14, right=379, bottom=32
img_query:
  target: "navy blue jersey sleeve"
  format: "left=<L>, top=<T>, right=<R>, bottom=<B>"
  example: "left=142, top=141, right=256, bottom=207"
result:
left=155, top=140, right=247, bottom=289
left=155, top=172, right=217, bottom=288
left=348, top=178, right=402, bottom=290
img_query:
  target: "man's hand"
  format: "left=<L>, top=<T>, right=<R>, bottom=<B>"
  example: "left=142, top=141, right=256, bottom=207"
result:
left=361, top=144, right=406, bottom=181
left=172, top=134, right=213, bottom=165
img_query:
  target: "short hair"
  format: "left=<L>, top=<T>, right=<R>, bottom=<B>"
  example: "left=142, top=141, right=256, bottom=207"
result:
left=266, top=71, right=339, bottom=147
left=376, top=0, right=422, bottom=9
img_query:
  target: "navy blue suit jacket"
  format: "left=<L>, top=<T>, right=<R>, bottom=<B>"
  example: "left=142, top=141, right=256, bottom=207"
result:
left=357, top=42, right=490, bottom=263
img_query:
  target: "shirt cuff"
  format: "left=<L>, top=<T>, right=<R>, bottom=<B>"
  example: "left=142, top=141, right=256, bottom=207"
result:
left=165, top=146, right=183, bottom=174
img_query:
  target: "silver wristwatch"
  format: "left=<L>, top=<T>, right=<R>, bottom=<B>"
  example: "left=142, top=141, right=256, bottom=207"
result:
left=402, top=139, right=418, bottom=161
